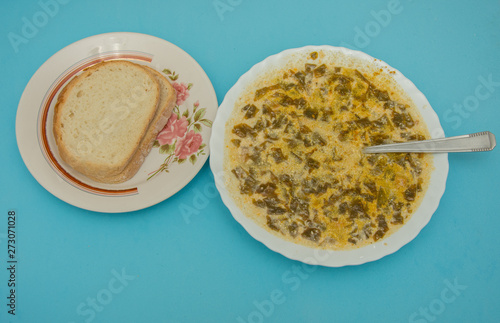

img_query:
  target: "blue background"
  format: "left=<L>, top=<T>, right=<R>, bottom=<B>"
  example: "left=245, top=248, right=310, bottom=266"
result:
left=1, top=0, right=499, bottom=322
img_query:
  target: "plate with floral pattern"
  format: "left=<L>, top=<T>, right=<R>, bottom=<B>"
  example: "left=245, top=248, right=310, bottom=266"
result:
left=16, top=32, right=218, bottom=213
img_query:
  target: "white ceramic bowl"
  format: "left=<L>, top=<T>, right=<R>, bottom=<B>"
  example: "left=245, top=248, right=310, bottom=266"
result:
left=210, top=46, right=448, bottom=267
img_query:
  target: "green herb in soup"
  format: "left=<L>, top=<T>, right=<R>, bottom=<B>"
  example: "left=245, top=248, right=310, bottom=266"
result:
left=224, top=52, right=433, bottom=250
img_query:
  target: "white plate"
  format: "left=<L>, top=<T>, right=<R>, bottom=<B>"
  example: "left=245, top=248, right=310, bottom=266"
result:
left=210, top=45, right=449, bottom=267
left=16, top=32, right=218, bottom=213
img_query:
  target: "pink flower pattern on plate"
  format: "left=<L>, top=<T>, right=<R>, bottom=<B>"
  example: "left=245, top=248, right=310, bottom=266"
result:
left=148, top=68, right=213, bottom=181
left=175, top=130, right=203, bottom=160
left=156, top=114, right=188, bottom=146
left=172, top=82, right=190, bottom=106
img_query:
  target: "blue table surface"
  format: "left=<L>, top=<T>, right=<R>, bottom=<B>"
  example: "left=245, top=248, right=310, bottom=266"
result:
left=1, top=0, right=499, bottom=322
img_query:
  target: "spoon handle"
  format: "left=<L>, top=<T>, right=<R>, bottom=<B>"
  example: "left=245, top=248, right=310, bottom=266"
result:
left=363, top=131, right=496, bottom=153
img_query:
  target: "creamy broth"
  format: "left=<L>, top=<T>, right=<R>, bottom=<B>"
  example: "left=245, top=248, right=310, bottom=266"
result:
left=224, top=51, right=433, bottom=250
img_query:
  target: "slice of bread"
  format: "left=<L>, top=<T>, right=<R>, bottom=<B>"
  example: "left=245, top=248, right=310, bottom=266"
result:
left=94, top=65, right=177, bottom=183
left=53, top=60, right=161, bottom=182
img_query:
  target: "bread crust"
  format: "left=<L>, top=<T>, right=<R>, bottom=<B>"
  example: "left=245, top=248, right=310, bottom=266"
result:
left=89, top=66, right=177, bottom=183
left=53, top=60, right=161, bottom=182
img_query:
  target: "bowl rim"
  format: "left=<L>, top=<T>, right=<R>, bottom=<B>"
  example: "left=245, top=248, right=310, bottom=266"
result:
left=209, top=45, right=449, bottom=267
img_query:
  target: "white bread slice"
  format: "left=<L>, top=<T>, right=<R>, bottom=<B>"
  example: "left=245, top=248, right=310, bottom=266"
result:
left=53, top=60, right=160, bottom=182
left=93, top=65, right=177, bottom=183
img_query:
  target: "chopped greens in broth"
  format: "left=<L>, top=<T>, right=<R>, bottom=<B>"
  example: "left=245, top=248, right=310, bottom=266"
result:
left=225, top=53, right=433, bottom=250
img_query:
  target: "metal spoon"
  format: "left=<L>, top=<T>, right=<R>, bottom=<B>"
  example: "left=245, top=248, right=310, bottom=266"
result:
left=363, top=131, right=496, bottom=153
